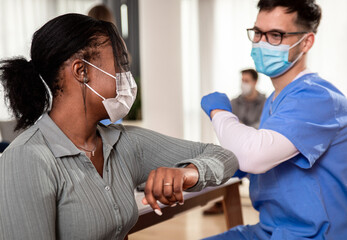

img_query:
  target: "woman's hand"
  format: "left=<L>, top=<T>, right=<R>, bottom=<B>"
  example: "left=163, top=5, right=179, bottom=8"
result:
left=142, top=164, right=199, bottom=216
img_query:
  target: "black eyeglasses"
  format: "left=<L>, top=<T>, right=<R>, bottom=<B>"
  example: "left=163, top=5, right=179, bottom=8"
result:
left=247, top=28, right=308, bottom=46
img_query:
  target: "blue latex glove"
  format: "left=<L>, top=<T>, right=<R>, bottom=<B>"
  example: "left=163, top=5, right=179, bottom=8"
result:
left=201, top=92, right=232, bottom=119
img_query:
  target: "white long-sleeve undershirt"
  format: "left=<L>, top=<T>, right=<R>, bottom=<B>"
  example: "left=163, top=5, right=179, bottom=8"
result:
left=212, top=111, right=299, bottom=174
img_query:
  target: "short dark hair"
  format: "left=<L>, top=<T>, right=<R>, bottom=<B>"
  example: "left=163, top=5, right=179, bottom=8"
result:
left=257, top=0, right=322, bottom=33
left=241, top=69, right=258, bottom=81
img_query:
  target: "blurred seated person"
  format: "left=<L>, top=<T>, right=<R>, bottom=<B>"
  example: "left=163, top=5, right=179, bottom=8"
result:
left=203, top=68, right=265, bottom=215
left=231, top=69, right=266, bottom=129
left=88, top=4, right=116, bottom=24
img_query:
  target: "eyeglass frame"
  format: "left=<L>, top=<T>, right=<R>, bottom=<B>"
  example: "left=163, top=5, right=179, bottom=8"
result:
left=247, top=28, right=308, bottom=46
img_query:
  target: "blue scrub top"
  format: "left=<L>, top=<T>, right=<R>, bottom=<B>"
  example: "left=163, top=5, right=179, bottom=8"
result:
left=245, top=73, right=347, bottom=239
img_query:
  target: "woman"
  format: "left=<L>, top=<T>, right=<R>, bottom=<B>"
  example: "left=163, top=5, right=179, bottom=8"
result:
left=0, top=14, right=238, bottom=240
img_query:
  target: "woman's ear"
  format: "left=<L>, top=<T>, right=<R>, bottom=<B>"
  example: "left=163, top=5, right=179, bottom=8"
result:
left=71, top=59, right=87, bottom=83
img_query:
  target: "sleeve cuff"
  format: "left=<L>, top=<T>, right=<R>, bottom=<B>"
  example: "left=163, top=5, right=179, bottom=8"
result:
left=212, top=111, right=238, bottom=126
left=174, top=160, right=207, bottom=192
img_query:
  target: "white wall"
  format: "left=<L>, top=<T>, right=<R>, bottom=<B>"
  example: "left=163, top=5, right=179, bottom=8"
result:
left=139, top=0, right=184, bottom=139
left=309, top=0, right=347, bottom=94
left=198, top=0, right=219, bottom=143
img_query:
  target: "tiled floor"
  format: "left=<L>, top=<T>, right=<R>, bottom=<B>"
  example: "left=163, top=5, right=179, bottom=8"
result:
left=130, top=179, right=258, bottom=240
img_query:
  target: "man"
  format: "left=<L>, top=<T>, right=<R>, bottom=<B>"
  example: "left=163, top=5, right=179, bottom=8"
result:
left=203, top=69, right=265, bottom=215
left=231, top=69, right=266, bottom=129
left=201, top=0, right=347, bottom=239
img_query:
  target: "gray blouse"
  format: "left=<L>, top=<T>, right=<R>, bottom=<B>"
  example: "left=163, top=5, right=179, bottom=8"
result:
left=0, top=114, right=238, bottom=240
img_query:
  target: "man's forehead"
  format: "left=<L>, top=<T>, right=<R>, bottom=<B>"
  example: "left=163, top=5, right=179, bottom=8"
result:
left=242, top=72, right=253, bottom=79
left=254, top=6, right=298, bottom=32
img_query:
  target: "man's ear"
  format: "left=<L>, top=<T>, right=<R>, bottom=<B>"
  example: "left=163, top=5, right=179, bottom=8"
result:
left=71, top=59, right=87, bottom=83
left=302, top=32, right=315, bottom=53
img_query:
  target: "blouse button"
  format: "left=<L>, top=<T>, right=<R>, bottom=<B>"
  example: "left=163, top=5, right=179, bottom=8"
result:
left=105, top=186, right=110, bottom=191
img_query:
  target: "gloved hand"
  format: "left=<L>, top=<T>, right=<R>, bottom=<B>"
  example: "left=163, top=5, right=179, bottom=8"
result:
left=201, top=92, right=232, bottom=119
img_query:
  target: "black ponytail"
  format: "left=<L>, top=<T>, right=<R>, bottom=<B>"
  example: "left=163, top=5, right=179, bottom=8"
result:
left=0, top=58, right=49, bottom=130
left=0, top=13, right=129, bottom=131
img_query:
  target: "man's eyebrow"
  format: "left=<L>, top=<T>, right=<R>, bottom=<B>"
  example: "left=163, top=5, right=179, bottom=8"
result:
left=253, top=26, right=286, bottom=33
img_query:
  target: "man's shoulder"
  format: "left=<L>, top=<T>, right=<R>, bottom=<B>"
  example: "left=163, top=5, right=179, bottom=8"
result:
left=289, top=73, right=344, bottom=100
left=275, top=73, right=347, bottom=118
left=231, top=94, right=244, bottom=104
left=256, top=92, right=267, bottom=103
left=231, top=93, right=267, bottom=105
left=231, top=94, right=242, bottom=101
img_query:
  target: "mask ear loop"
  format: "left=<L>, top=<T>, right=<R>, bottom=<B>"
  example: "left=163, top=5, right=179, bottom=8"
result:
left=84, top=83, right=106, bottom=101
left=39, top=74, right=53, bottom=112
left=80, top=61, right=107, bottom=100
left=82, top=59, right=114, bottom=101
left=289, top=34, right=308, bottom=50
left=82, top=59, right=117, bottom=80
left=82, top=72, right=88, bottom=116
left=289, top=34, right=308, bottom=64
left=35, top=74, right=53, bottom=124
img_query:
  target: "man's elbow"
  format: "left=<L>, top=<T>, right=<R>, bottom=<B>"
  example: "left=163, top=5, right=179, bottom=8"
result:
left=238, top=156, right=272, bottom=174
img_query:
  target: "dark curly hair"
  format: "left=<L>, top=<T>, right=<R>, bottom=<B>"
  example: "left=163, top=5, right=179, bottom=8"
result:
left=257, top=0, right=322, bottom=33
left=0, top=13, right=128, bottom=130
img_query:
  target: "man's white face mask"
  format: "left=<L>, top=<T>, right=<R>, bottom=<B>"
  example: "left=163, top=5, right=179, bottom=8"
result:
left=241, top=82, right=253, bottom=96
left=82, top=59, right=137, bottom=123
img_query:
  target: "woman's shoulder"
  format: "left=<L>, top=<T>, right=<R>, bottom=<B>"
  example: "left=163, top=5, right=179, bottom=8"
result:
left=8, top=125, right=40, bottom=148
left=103, top=123, right=152, bottom=137
left=101, top=123, right=165, bottom=147
left=1, top=124, right=56, bottom=167
left=0, top=125, right=60, bottom=194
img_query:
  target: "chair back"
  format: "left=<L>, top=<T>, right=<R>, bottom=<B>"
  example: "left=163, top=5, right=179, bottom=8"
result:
left=0, top=120, right=22, bottom=143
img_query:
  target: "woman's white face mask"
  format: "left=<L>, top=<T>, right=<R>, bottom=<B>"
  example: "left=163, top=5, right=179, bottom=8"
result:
left=82, top=59, right=137, bottom=123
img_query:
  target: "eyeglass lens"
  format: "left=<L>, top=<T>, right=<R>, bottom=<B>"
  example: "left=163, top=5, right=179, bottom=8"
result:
left=247, top=29, right=283, bottom=46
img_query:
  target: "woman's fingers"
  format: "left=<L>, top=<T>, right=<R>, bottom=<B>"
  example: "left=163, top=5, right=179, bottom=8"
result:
left=143, top=166, right=199, bottom=216
left=161, top=169, right=182, bottom=204
left=152, top=168, right=173, bottom=205
left=173, top=177, right=184, bottom=205
left=143, top=170, right=162, bottom=215
left=163, top=177, right=174, bottom=199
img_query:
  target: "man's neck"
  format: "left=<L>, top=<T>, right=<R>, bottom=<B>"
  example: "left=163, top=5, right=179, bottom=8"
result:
left=244, top=89, right=259, bottom=101
left=271, top=60, right=307, bottom=99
